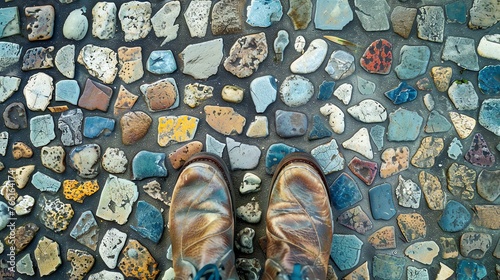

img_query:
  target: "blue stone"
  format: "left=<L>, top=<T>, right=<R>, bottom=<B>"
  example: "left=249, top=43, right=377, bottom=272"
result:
left=83, top=116, right=115, bottom=139
left=373, top=254, right=405, bottom=280
left=314, top=0, right=353, bottom=30
left=438, top=200, right=471, bottom=232
left=132, top=151, right=168, bottom=180
left=479, top=98, right=500, bottom=136
left=384, top=82, right=418, bottom=105
left=317, top=81, right=335, bottom=100
left=0, top=7, right=20, bottom=39
left=55, top=80, right=80, bottom=105
left=205, top=134, right=225, bottom=158
left=250, top=75, right=277, bottom=113
left=311, top=139, right=345, bottom=175
left=370, top=125, right=385, bottom=151
left=246, top=0, right=283, bottom=27
left=425, top=110, right=451, bottom=133
left=394, top=46, right=430, bottom=80
left=330, top=234, right=362, bottom=271
left=30, top=114, right=56, bottom=147
left=275, top=110, right=308, bottom=138
left=478, top=65, right=500, bottom=95
left=387, top=108, right=423, bottom=142
left=31, top=171, right=61, bottom=192
left=445, top=1, right=467, bottom=24
left=265, top=143, right=301, bottom=174
left=131, top=200, right=164, bottom=243
left=146, top=50, right=177, bottom=74
left=369, top=183, right=396, bottom=220
left=308, top=115, right=332, bottom=140
left=456, top=260, right=487, bottom=280
left=329, top=173, right=362, bottom=211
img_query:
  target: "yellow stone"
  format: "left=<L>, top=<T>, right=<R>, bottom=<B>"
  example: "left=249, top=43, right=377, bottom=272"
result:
left=35, top=236, right=61, bottom=277
left=431, top=66, right=452, bottom=92
left=157, top=115, right=199, bottom=147
left=119, top=239, right=159, bottom=280
left=63, top=180, right=100, bottom=203
left=474, top=205, right=500, bottom=229
left=449, top=112, right=476, bottom=139
left=436, top=262, right=454, bottom=280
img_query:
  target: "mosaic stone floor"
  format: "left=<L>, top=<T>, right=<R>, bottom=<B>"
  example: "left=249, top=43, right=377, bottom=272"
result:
left=0, top=0, right=499, bottom=279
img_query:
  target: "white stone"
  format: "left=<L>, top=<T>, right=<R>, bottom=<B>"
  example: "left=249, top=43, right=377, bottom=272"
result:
left=436, top=262, right=454, bottom=280
left=179, top=38, right=224, bottom=80
left=342, top=127, right=373, bottom=159
left=347, top=99, right=387, bottom=123
left=447, top=137, right=463, bottom=160
left=99, top=228, right=127, bottom=269
left=14, top=195, right=35, bottom=215
left=395, top=175, right=421, bottom=209
left=405, top=241, right=440, bottom=265
left=89, top=270, right=125, bottom=280
left=246, top=116, right=269, bottom=138
left=77, top=44, right=118, bottom=84
left=294, top=35, right=306, bottom=52
left=320, top=103, right=344, bottom=134
left=92, top=2, right=117, bottom=40
left=290, top=39, right=328, bottom=74
left=23, top=73, right=53, bottom=111
left=101, top=147, right=128, bottom=174
left=240, top=173, right=261, bottom=194
left=325, top=50, right=356, bottom=80
left=118, top=1, right=152, bottom=42
left=8, top=165, right=35, bottom=189
left=55, top=45, right=75, bottom=79
left=63, top=7, right=88, bottom=40
left=236, top=200, right=262, bottom=223
left=423, top=93, right=434, bottom=111
left=0, top=132, right=7, bottom=156
left=96, top=175, right=138, bottom=225
left=334, top=83, right=352, bottom=105
left=152, top=1, right=181, bottom=45
left=478, top=34, right=500, bottom=61
left=0, top=76, right=21, bottom=103
left=162, top=268, right=175, bottom=280
left=184, top=0, right=211, bottom=38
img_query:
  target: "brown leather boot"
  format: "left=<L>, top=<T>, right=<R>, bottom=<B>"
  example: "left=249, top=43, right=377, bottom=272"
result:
left=263, top=153, right=333, bottom=280
left=169, top=153, right=238, bottom=279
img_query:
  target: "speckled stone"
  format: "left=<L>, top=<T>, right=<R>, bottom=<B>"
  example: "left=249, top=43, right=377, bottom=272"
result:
left=250, top=75, right=277, bottom=113
left=88, top=270, right=125, bottom=280
left=22, top=46, right=54, bottom=71
left=330, top=234, right=363, bottom=271
left=348, top=99, right=387, bottom=123
left=465, top=133, right=495, bottom=167
left=120, top=111, right=152, bottom=145
left=391, top=6, right=417, bottom=38
left=34, top=236, right=61, bottom=277
left=0, top=201, right=8, bottom=231
left=325, top=50, right=355, bottom=80
left=275, top=110, right=308, bottom=138
left=246, top=0, right=282, bottom=27
left=360, top=39, right=392, bottom=74
left=206, top=134, right=225, bottom=157
left=158, top=115, right=199, bottom=147
left=397, top=213, right=426, bottom=242
left=291, top=39, right=328, bottom=74
left=395, top=175, right=421, bottom=209
left=30, top=114, right=55, bottom=147
left=368, top=226, right=396, bottom=249
left=240, top=173, right=261, bottom=194
left=411, top=136, right=444, bottom=168
left=39, top=195, right=74, bottom=232
left=449, top=111, right=476, bottom=139
left=311, top=139, right=345, bottom=175
left=0, top=42, right=21, bottom=72
left=143, top=180, right=171, bottom=206
left=113, top=85, right=138, bottom=115
left=348, top=157, right=378, bottom=186
left=431, top=66, right=452, bottom=92
left=140, top=78, right=179, bottom=112
left=168, top=141, right=203, bottom=169
left=179, top=38, right=224, bottom=79
left=447, top=162, right=476, bottom=200
left=130, top=201, right=163, bottom=243
left=58, top=108, right=83, bottom=146
left=320, top=103, right=345, bottom=134
left=9, top=223, right=38, bottom=254
left=184, top=0, right=211, bottom=37
left=265, top=143, right=301, bottom=174
left=344, top=262, right=369, bottom=280
left=425, top=111, right=451, bottom=133
left=63, top=180, right=99, bottom=203
left=442, top=36, right=479, bottom=71
left=369, top=183, right=396, bottom=220
left=236, top=200, right=262, bottom=223
left=91, top=2, right=116, bottom=39
left=477, top=169, right=500, bottom=202
left=211, top=0, right=244, bottom=35
left=14, top=195, right=34, bottom=216
left=118, top=1, right=151, bottom=41
left=280, top=75, right=315, bottom=107
left=448, top=80, right=479, bottom=110
left=439, top=237, right=459, bottom=259
left=152, top=1, right=180, bottom=45
left=474, top=205, right=500, bottom=229
left=227, top=137, right=261, bottom=170
left=132, top=151, right=167, bottom=180
left=23, top=72, right=53, bottom=111
left=405, top=241, right=439, bottom=265
left=119, top=239, right=159, bottom=279
left=468, top=0, right=499, bottom=29
left=8, top=165, right=34, bottom=190
left=460, top=232, right=492, bottom=259
left=100, top=228, right=127, bottom=269
left=416, top=6, right=444, bottom=43
left=63, top=7, right=88, bottom=40
left=439, top=200, right=471, bottom=232
left=380, top=146, right=409, bottom=178
left=69, top=144, right=101, bottom=179
left=337, top=205, right=373, bottom=234
left=418, top=171, right=445, bottom=210
left=78, top=45, right=118, bottom=84
left=70, top=210, right=99, bottom=251
left=372, top=254, right=405, bottom=280
left=246, top=116, right=269, bottom=138
left=479, top=98, right=500, bottom=136
left=184, top=83, right=213, bottom=108
left=25, top=5, right=54, bottom=41
left=12, top=141, right=33, bottom=159
left=41, top=145, right=65, bottom=173
left=0, top=131, right=6, bottom=156
left=224, top=33, right=268, bottom=78
left=118, top=46, right=143, bottom=84
left=67, top=249, right=95, bottom=280
left=329, top=173, right=362, bottom=211
left=97, top=175, right=138, bottom=225
left=205, top=105, right=246, bottom=135
left=235, top=228, right=255, bottom=253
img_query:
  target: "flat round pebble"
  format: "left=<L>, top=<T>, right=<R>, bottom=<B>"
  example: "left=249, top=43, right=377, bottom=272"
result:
left=279, top=75, right=314, bottom=107
left=227, top=137, right=261, bottom=170
left=63, top=7, right=88, bottom=40
left=69, top=144, right=101, bottom=179
left=275, top=110, right=308, bottom=138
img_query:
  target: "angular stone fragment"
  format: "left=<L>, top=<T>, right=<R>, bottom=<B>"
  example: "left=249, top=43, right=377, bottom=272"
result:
left=342, top=128, right=373, bottom=159
left=236, top=200, right=262, bottom=223
left=184, top=0, right=211, bottom=37
left=39, top=195, right=74, bottom=232
left=287, top=0, right=312, bottom=29
left=69, top=144, right=101, bottom=179
left=360, top=39, right=392, bottom=75
left=66, top=249, right=95, bottom=280
left=330, top=234, right=363, bottom=271
left=78, top=44, right=118, bottom=84
left=368, top=226, right=396, bottom=249
left=8, top=165, right=34, bottom=190
left=479, top=65, right=500, bottom=95
left=227, top=137, right=261, bottom=170
left=0, top=76, right=20, bottom=103
left=25, top=5, right=54, bottom=41
left=55, top=79, right=79, bottom=105
left=179, top=38, right=224, bottom=80
left=246, top=0, right=282, bottom=27
left=397, top=213, right=426, bottom=242
left=184, top=83, right=213, bottom=108
left=118, top=1, right=152, bottom=42
left=395, top=175, right=421, bottom=209
left=395, top=46, right=430, bottom=80
left=449, top=111, right=476, bottom=139
left=120, top=111, right=152, bottom=145
left=291, top=39, right=328, bottom=74
left=442, top=36, right=480, bottom=71
left=348, top=157, right=378, bottom=186
left=431, top=66, right=452, bottom=92
left=337, top=206, right=373, bottom=234
left=387, top=108, right=423, bottom=142
left=97, top=175, right=138, bottom=225
left=130, top=201, right=163, bottom=243
left=246, top=116, right=269, bottom=138
left=151, top=2, right=180, bottom=46
left=101, top=147, right=128, bottom=174
left=329, top=173, right=362, bottom=211
left=118, top=46, right=143, bottom=84
left=460, top=232, right=492, bottom=259
left=314, top=0, right=352, bottom=30
left=447, top=162, right=476, bottom=200
left=113, top=85, right=138, bottom=115
left=10, top=223, right=39, bottom=253
left=250, top=75, right=277, bottom=113
left=63, top=7, right=88, bottom=40
left=30, top=114, right=55, bottom=147
left=478, top=34, right=500, bottom=61
left=79, top=78, right=113, bottom=112
left=405, top=241, right=439, bottom=265
left=0, top=7, right=20, bottom=39
left=411, top=137, right=444, bottom=168
left=448, top=137, right=463, bottom=160
left=119, top=239, right=159, bottom=279
left=58, top=108, right=83, bottom=146
left=416, top=6, right=444, bottom=43
left=468, top=0, right=499, bottom=29
left=70, top=210, right=99, bottom=251
left=391, top=6, right=417, bottom=38
left=380, top=146, right=409, bottom=178
left=354, top=0, right=390, bottom=31
left=12, top=141, right=33, bottom=159
left=370, top=125, right=385, bottom=151
left=224, top=33, right=268, bottom=78
left=457, top=260, right=487, bottom=280
left=34, top=236, right=61, bottom=277
left=474, top=205, right=500, bottom=229
left=308, top=114, right=332, bottom=140
left=465, top=133, right=495, bottom=167
left=333, top=83, right=352, bottom=105
left=477, top=169, right=500, bottom=202
left=265, top=143, right=301, bottom=174
left=439, top=200, right=471, bottom=232
left=41, top=145, right=65, bottom=173
left=0, top=131, right=6, bottom=156
left=425, top=111, right=451, bottom=133
left=16, top=253, right=35, bottom=276
left=311, top=139, right=344, bottom=175
left=436, top=262, right=454, bottom=280
left=24, top=72, right=53, bottom=111
left=384, top=82, right=417, bottom=105
left=0, top=42, right=21, bottom=71
left=478, top=98, right=500, bottom=136
left=92, top=2, right=116, bottom=40
left=325, top=50, right=355, bottom=80
left=439, top=237, right=458, bottom=259
left=205, top=105, right=246, bottom=135
left=100, top=228, right=127, bottom=269
left=212, top=0, right=244, bottom=35
left=63, top=180, right=99, bottom=203
left=168, top=141, right=203, bottom=169
left=348, top=99, right=387, bottom=123
left=448, top=80, right=479, bottom=110
left=372, top=254, right=405, bottom=280
left=157, top=115, right=199, bottom=147
left=22, top=46, right=54, bottom=71
left=418, top=171, right=445, bottom=210
left=143, top=180, right=171, bottom=206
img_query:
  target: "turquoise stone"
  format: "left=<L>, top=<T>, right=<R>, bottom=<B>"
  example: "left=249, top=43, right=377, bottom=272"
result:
left=130, top=201, right=163, bottom=243
left=329, top=173, right=362, bottom=211
left=146, top=50, right=177, bottom=75
left=317, top=81, right=335, bottom=100
left=479, top=98, right=500, bottom=136
left=0, top=41, right=22, bottom=72
left=373, top=254, right=405, bottom=280
left=265, top=143, right=301, bottom=174
left=55, top=80, right=80, bottom=105
left=31, top=171, right=61, bottom=192
left=394, top=46, right=430, bottom=80
left=311, top=139, right=345, bottom=174
left=425, top=111, right=451, bottom=133
left=246, top=0, right=283, bottom=27
left=369, top=183, right=396, bottom=220
left=387, top=108, right=423, bottom=142
left=438, top=200, right=471, bottom=232
left=445, top=1, right=467, bottom=24
left=370, top=125, right=385, bottom=151
left=132, top=151, right=168, bottom=180
left=0, top=7, right=20, bottom=38
left=330, top=234, right=363, bottom=271
left=478, top=65, right=500, bottom=95
left=314, top=0, right=353, bottom=30
left=30, top=114, right=56, bottom=147
left=83, top=116, right=115, bottom=139
left=308, top=114, right=332, bottom=140
left=384, top=82, right=418, bottom=104
left=456, top=260, right=487, bottom=280
left=250, top=75, right=277, bottom=113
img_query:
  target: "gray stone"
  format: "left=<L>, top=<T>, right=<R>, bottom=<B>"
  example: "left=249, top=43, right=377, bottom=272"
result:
left=0, top=42, right=21, bottom=71
left=325, top=50, right=355, bottom=80
left=370, top=125, right=385, bottom=151
left=273, top=30, right=289, bottom=62
left=460, top=232, right=492, bottom=259
left=250, top=75, right=277, bottom=113
left=442, top=36, right=479, bottom=71
left=118, top=1, right=152, bottom=42
left=391, top=6, right=417, bottom=38
left=425, top=111, right=451, bottom=133
left=55, top=44, right=75, bottom=79
left=224, top=32, right=268, bottom=78
left=357, top=76, right=376, bottom=95
left=448, top=80, right=479, bottom=110
left=179, top=38, right=224, bottom=80
left=63, top=7, right=88, bottom=40
left=151, top=1, right=181, bottom=45
left=417, top=6, right=445, bottom=43
left=290, top=39, right=328, bottom=74
left=0, top=76, right=21, bottom=103
left=92, top=2, right=116, bottom=40
left=226, top=137, right=261, bottom=170
left=58, top=108, right=83, bottom=146
left=279, top=75, right=314, bottom=107
left=311, top=139, right=345, bottom=174
left=211, top=0, right=244, bottom=35
left=70, top=210, right=99, bottom=251
left=16, top=254, right=35, bottom=276
left=314, top=0, right=353, bottom=30
left=395, top=175, right=421, bottom=209
left=184, top=0, right=211, bottom=37
left=275, top=110, right=308, bottom=138
left=354, top=0, right=390, bottom=31
left=394, top=45, right=430, bottom=80
left=469, top=0, right=499, bottom=29
left=387, top=108, right=423, bottom=142
left=30, top=114, right=55, bottom=147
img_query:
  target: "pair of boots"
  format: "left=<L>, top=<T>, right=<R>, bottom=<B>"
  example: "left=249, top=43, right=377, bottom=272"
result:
left=169, top=152, right=333, bottom=280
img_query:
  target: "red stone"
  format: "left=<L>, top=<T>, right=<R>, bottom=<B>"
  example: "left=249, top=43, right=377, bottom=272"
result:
left=360, top=39, right=392, bottom=75
left=348, top=156, right=378, bottom=186
left=78, top=79, right=113, bottom=112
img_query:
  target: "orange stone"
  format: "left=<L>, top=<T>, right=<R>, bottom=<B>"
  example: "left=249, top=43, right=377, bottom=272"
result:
left=168, top=141, right=203, bottom=169
left=379, top=146, right=409, bottom=178
left=397, top=213, right=426, bottom=242
left=12, top=142, right=33, bottom=159
left=120, top=111, right=152, bottom=145
left=368, top=226, right=396, bottom=249
left=204, top=105, right=246, bottom=135
left=63, top=180, right=100, bottom=203
left=360, top=39, right=393, bottom=75
left=114, top=85, right=138, bottom=115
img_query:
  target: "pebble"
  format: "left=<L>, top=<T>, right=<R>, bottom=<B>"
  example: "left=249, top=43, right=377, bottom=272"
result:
left=55, top=80, right=79, bottom=105
left=8, top=165, right=35, bottom=189
left=63, top=7, right=87, bottom=40
left=314, top=0, right=353, bottom=30
left=120, top=111, right=152, bottom=145
left=431, top=66, right=452, bottom=92
left=330, top=234, right=363, bottom=271
left=141, top=78, right=179, bottom=112
left=118, top=239, right=159, bottom=279
left=325, top=51, right=355, bottom=80
left=118, top=1, right=151, bottom=42
left=360, top=39, right=392, bottom=75
left=477, top=169, right=500, bottom=202
left=39, top=195, right=74, bottom=232
left=333, top=83, right=352, bottom=105
left=477, top=34, right=500, bottom=61
left=354, top=0, right=390, bottom=31
left=34, top=236, right=61, bottom=277
left=25, top=5, right=55, bottom=41
left=411, top=136, right=444, bottom=168
left=222, top=85, right=245, bottom=103
left=0, top=42, right=21, bottom=71
left=211, top=0, right=244, bottom=35
left=465, top=132, right=496, bottom=167
left=180, top=38, right=224, bottom=79
left=442, top=36, right=480, bottom=71
left=12, top=141, right=33, bottom=159
left=456, top=260, right=487, bottom=280
left=440, top=237, right=459, bottom=259
left=206, top=134, right=225, bottom=157
left=449, top=111, right=476, bottom=139
left=372, top=254, right=405, bottom=280
left=275, top=110, right=308, bottom=138
left=294, top=35, right=306, bottom=52
left=130, top=201, right=163, bottom=243
left=395, top=175, right=421, bottom=209
left=448, top=80, right=479, bottom=110
left=78, top=45, right=118, bottom=84
left=369, top=183, right=396, bottom=220
left=416, top=6, right=445, bottom=43
left=438, top=200, right=471, bottom=232
left=246, top=116, right=269, bottom=138
left=0, top=131, right=6, bottom=156
left=89, top=271, right=124, bottom=280
left=184, top=83, right=213, bottom=108
left=445, top=1, right=467, bottom=23
left=224, top=33, right=268, bottom=78
left=204, top=105, right=246, bottom=135
left=146, top=50, right=176, bottom=75
left=479, top=98, right=500, bottom=136
left=279, top=75, right=314, bottom=106
left=16, top=253, right=35, bottom=276
left=370, top=125, right=385, bottom=151
left=425, top=111, right=451, bottom=133
left=395, top=45, right=430, bottom=80
left=347, top=99, right=387, bottom=123
left=67, top=249, right=94, bottom=280
left=265, top=143, right=301, bottom=174
left=419, top=171, right=445, bottom=210
left=250, top=75, right=277, bottom=113
left=308, top=114, right=332, bottom=140
left=348, top=157, right=378, bottom=186
left=288, top=0, right=313, bottom=30
left=41, top=145, right=65, bottom=173
left=22, top=46, right=54, bottom=71
left=447, top=162, right=476, bottom=200
left=328, top=173, right=362, bottom=211
left=387, top=108, right=423, bottom=142
left=100, top=228, right=127, bottom=269
left=290, top=39, right=328, bottom=74
left=30, top=114, right=55, bottom=147
left=240, top=173, right=261, bottom=194
left=246, top=0, right=282, bottom=27
left=447, top=137, right=463, bottom=159
left=479, top=65, right=500, bottom=95
left=114, top=85, right=138, bottom=115
left=436, top=262, right=454, bottom=280
left=184, top=0, right=211, bottom=37
left=227, top=137, right=261, bottom=170
left=423, top=94, right=434, bottom=111
left=390, top=6, right=417, bottom=38
left=273, top=30, right=289, bottom=62
left=0, top=201, right=8, bottom=231
left=311, top=139, right=345, bottom=175
left=14, top=195, right=34, bottom=215
left=380, top=146, right=409, bottom=178
left=24, top=72, right=53, bottom=111
left=344, top=262, right=369, bottom=280
left=80, top=79, right=113, bottom=112
left=143, top=180, right=171, bottom=206
left=118, top=46, right=143, bottom=84
left=236, top=200, right=262, bottom=223
left=0, top=7, right=20, bottom=38
left=235, top=228, right=255, bottom=253
left=337, top=205, right=373, bottom=234
left=0, top=76, right=20, bottom=103
left=405, top=241, right=439, bottom=265
left=460, top=232, right=492, bottom=260
left=69, top=144, right=101, bottom=179
left=368, top=226, right=396, bottom=249
left=91, top=2, right=116, bottom=39
left=84, top=116, right=115, bottom=139
left=132, top=151, right=167, bottom=180
left=151, top=1, right=180, bottom=45
left=63, top=180, right=99, bottom=203
left=342, top=128, right=373, bottom=159
left=475, top=205, right=500, bottom=229
left=70, top=210, right=99, bottom=251
left=58, top=108, right=83, bottom=146
left=236, top=258, right=261, bottom=280
left=168, top=141, right=203, bottom=169
left=320, top=103, right=344, bottom=134
left=318, top=81, right=335, bottom=100
left=97, top=175, right=138, bottom=225
left=469, top=0, right=499, bottom=29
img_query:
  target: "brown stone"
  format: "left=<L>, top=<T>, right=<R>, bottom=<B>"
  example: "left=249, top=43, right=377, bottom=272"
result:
left=22, top=46, right=54, bottom=71
left=439, top=237, right=459, bottom=259
left=63, top=180, right=99, bottom=203
left=3, top=102, right=27, bottom=129
left=474, top=205, right=500, bottom=229
left=48, top=105, right=69, bottom=113
left=390, top=6, right=417, bottom=39
left=379, top=146, right=409, bottom=178
left=67, top=249, right=95, bottom=280
left=168, top=141, right=203, bottom=169
left=120, top=111, right=152, bottom=145
left=118, top=46, right=143, bottom=84
left=78, top=78, right=113, bottom=112
left=224, top=32, right=268, bottom=78
left=368, top=226, right=396, bottom=249
left=143, top=180, right=171, bottom=206
left=8, top=223, right=39, bottom=253
left=447, top=162, right=476, bottom=200
left=204, top=105, right=246, bottom=135
left=12, top=142, right=33, bottom=159
left=347, top=156, right=378, bottom=185
left=419, top=171, right=445, bottom=210
left=25, top=5, right=55, bottom=41
left=141, top=78, right=178, bottom=112
left=431, top=66, right=452, bottom=92
left=118, top=239, right=159, bottom=280
left=114, top=85, right=138, bottom=115
left=397, top=213, right=426, bottom=242
left=211, top=0, right=245, bottom=35
left=411, top=136, right=444, bottom=168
